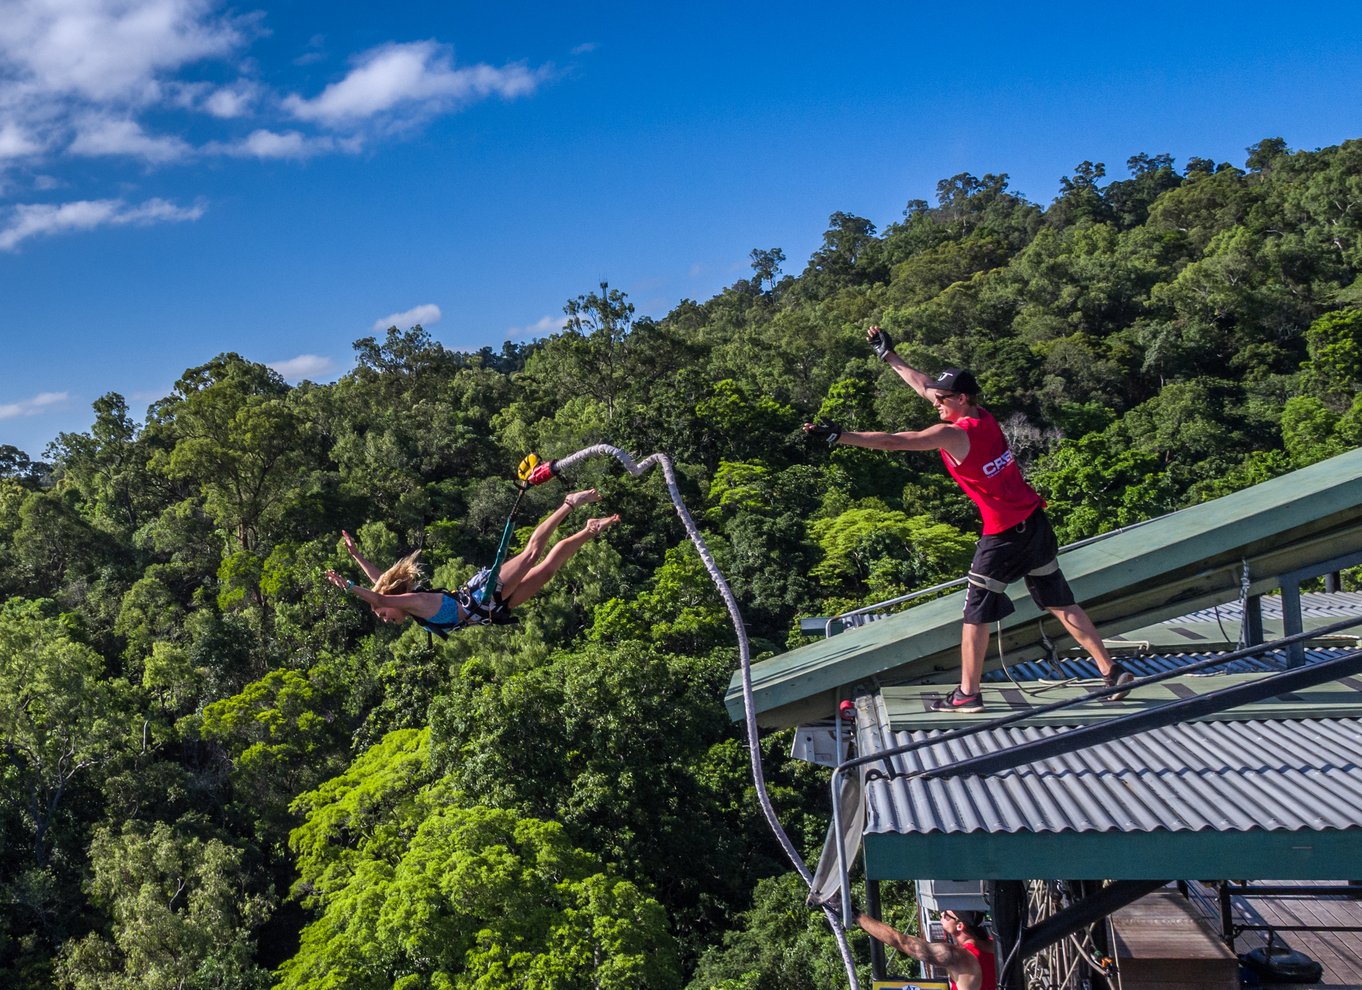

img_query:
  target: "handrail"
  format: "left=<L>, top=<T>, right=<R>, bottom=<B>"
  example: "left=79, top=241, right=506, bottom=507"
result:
left=822, top=516, right=1166, bottom=635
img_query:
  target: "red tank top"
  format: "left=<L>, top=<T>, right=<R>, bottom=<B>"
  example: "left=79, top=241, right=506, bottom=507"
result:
left=939, top=408, right=1043, bottom=534
left=952, top=937, right=997, bottom=990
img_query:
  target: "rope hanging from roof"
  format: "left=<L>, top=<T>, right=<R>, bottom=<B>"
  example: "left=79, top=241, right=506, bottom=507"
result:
left=533, top=444, right=862, bottom=990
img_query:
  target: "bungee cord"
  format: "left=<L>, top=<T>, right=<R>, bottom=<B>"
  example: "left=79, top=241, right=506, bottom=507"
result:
left=528, top=444, right=862, bottom=990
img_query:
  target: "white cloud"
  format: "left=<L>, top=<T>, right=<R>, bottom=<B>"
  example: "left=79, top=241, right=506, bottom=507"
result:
left=0, top=0, right=257, bottom=166
left=372, top=303, right=441, bottom=332
left=202, top=83, right=256, bottom=118
left=0, top=122, right=45, bottom=159
left=0, top=0, right=249, bottom=105
left=506, top=314, right=561, bottom=340
left=0, top=391, right=69, bottom=420
left=208, top=128, right=348, bottom=160
left=0, top=5, right=554, bottom=248
left=0, top=196, right=206, bottom=250
left=268, top=354, right=336, bottom=381
left=68, top=116, right=192, bottom=162
left=284, top=40, right=546, bottom=127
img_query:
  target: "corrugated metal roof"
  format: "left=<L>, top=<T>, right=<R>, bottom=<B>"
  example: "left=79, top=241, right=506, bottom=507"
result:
left=1096, top=593, right=1362, bottom=651
left=982, top=646, right=1348, bottom=684
left=1164, top=592, right=1362, bottom=624
left=863, top=716, right=1362, bottom=837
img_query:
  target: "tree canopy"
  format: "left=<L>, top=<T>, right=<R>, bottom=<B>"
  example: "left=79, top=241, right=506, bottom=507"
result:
left=2, top=137, right=1361, bottom=988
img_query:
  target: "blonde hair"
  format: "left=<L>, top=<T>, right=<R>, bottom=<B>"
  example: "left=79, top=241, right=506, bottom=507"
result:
left=372, top=550, right=424, bottom=595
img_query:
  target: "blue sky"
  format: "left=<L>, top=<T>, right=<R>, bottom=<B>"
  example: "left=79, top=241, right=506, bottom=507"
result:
left=3, top=1, right=1361, bottom=458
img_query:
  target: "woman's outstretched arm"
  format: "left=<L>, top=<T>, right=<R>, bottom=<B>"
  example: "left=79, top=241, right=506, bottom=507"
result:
left=323, top=569, right=443, bottom=619
left=342, top=530, right=384, bottom=584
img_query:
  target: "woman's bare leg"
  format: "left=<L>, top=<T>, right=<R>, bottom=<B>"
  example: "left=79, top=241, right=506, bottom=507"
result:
left=496, top=489, right=599, bottom=588
left=503, top=514, right=620, bottom=609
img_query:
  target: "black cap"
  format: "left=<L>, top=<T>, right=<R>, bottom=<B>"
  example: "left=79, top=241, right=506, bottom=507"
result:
left=931, top=368, right=979, bottom=396
left=954, top=910, right=985, bottom=928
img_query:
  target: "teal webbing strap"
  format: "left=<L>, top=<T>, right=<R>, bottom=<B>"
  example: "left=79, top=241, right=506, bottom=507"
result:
left=482, top=484, right=527, bottom=593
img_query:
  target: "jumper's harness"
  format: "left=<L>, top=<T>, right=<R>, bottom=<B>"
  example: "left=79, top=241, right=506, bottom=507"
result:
left=417, top=454, right=548, bottom=639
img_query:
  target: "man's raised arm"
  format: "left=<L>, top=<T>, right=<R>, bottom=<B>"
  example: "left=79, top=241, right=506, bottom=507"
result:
left=867, top=325, right=935, bottom=400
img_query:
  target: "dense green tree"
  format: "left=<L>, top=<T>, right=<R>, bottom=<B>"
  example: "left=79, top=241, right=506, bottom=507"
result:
left=694, top=379, right=802, bottom=461
left=55, top=820, right=272, bottom=990
left=1032, top=427, right=1180, bottom=541
left=0, top=599, right=130, bottom=869
left=114, top=571, right=187, bottom=671
left=195, top=666, right=350, bottom=852
left=796, top=212, right=886, bottom=296
left=1047, top=160, right=1113, bottom=227
left=148, top=354, right=318, bottom=552
left=686, top=873, right=857, bottom=990
left=1104, top=153, right=1182, bottom=229
left=1, top=445, right=52, bottom=488
left=429, top=642, right=790, bottom=963
left=49, top=394, right=167, bottom=540
left=325, top=326, right=517, bottom=532
left=750, top=247, right=788, bottom=295
left=1, top=599, right=135, bottom=984
left=1302, top=307, right=1362, bottom=402
left=1246, top=136, right=1290, bottom=174
left=7, top=488, right=126, bottom=606
left=523, top=282, right=691, bottom=427
left=282, top=729, right=679, bottom=990
left=809, top=504, right=975, bottom=606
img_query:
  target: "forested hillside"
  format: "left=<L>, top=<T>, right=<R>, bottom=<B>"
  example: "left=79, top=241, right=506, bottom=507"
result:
left=3, top=136, right=1361, bottom=989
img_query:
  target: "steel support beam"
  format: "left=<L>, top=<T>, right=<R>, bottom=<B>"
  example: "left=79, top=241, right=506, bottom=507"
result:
left=1017, top=880, right=1169, bottom=960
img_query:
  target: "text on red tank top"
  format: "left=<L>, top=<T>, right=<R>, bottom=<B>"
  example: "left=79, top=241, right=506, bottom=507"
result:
left=939, top=408, right=1043, bottom=534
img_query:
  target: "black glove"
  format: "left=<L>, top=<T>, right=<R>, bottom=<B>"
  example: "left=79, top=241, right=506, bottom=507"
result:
left=868, top=327, right=895, bottom=361
left=806, top=422, right=842, bottom=445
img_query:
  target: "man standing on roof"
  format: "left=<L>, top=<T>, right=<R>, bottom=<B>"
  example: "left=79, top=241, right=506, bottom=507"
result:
left=854, top=907, right=996, bottom=990
left=802, top=325, right=1133, bottom=713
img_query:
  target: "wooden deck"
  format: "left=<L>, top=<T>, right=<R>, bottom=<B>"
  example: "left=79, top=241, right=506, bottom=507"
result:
left=1111, top=891, right=1239, bottom=990
left=1189, top=881, right=1362, bottom=989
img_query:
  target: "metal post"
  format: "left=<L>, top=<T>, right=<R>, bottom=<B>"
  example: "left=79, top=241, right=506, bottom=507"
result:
left=1220, top=883, right=1235, bottom=951
left=866, top=878, right=886, bottom=980
left=990, top=880, right=1027, bottom=990
left=1281, top=579, right=1304, bottom=667
left=1244, top=594, right=1263, bottom=647
left=1079, top=880, right=1116, bottom=990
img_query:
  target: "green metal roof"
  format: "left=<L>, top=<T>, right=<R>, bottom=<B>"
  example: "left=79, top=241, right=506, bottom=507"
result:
left=863, top=827, right=1362, bottom=882
left=726, top=446, right=1362, bottom=728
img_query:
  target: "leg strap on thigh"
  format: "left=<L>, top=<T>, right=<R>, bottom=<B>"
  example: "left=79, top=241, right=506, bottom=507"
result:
left=968, top=570, right=1009, bottom=594
left=1027, top=558, right=1060, bottom=577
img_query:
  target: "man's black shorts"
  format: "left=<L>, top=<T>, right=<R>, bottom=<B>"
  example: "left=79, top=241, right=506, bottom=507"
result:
left=962, top=508, right=1075, bottom=624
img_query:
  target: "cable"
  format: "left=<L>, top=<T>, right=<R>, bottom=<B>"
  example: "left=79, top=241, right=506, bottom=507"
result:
left=544, top=444, right=862, bottom=990
left=997, top=620, right=1079, bottom=698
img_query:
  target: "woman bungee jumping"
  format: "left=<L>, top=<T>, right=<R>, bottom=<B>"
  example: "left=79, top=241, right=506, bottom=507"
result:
left=325, top=488, right=618, bottom=636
